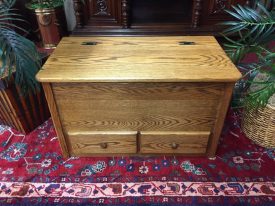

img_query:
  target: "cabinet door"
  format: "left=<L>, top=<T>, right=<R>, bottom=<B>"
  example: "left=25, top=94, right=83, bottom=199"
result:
left=201, top=0, right=250, bottom=26
left=88, top=0, right=122, bottom=26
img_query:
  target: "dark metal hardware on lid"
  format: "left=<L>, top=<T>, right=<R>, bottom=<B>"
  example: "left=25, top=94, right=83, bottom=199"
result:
left=179, top=41, right=195, bottom=45
left=82, top=41, right=98, bottom=45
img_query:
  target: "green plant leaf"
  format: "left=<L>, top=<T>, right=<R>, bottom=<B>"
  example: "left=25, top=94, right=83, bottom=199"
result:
left=245, top=82, right=275, bottom=108
left=223, top=24, right=248, bottom=35
left=222, top=3, right=275, bottom=109
left=0, top=1, right=41, bottom=94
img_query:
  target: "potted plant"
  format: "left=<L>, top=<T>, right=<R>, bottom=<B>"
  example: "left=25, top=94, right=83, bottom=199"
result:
left=26, top=0, right=68, bottom=49
left=0, top=0, right=49, bottom=133
left=222, top=2, right=275, bottom=147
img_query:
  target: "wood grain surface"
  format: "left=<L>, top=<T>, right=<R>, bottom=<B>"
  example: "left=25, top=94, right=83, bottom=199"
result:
left=68, top=132, right=137, bottom=155
left=37, top=36, right=240, bottom=157
left=36, top=36, right=241, bottom=83
left=52, top=82, right=222, bottom=133
left=206, top=83, right=235, bottom=157
left=42, top=83, right=69, bottom=157
left=140, top=131, right=210, bottom=154
left=52, top=82, right=223, bottom=100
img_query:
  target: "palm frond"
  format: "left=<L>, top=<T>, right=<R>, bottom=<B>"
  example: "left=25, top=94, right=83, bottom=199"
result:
left=222, top=3, right=275, bottom=44
left=0, top=1, right=41, bottom=93
left=245, top=82, right=275, bottom=108
left=0, top=0, right=16, bottom=10
left=222, top=2, right=275, bottom=109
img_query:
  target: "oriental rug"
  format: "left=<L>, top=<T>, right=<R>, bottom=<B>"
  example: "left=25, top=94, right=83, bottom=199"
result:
left=0, top=111, right=274, bottom=206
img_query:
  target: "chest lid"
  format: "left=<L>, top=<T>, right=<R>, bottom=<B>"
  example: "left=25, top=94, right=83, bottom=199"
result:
left=36, top=36, right=241, bottom=83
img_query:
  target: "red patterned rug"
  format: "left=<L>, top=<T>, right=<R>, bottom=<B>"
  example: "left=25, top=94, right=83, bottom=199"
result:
left=0, top=110, right=274, bottom=206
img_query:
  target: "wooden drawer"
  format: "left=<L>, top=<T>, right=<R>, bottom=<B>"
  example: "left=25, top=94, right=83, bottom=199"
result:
left=140, top=131, right=210, bottom=154
left=68, top=132, right=137, bottom=155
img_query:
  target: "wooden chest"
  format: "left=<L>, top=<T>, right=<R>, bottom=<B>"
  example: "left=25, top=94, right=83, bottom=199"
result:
left=36, top=36, right=241, bottom=158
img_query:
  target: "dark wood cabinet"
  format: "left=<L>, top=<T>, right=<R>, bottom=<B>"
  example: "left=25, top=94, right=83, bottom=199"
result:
left=130, top=0, right=193, bottom=25
left=201, top=0, right=250, bottom=25
left=87, top=0, right=122, bottom=27
left=72, top=0, right=251, bottom=35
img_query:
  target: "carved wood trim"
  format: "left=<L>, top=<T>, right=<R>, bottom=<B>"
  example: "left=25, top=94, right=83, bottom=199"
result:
left=72, top=0, right=252, bottom=35
left=212, top=0, right=228, bottom=14
left=121, top=0, right=129, bottom=28
left=95, top=0, right=109, bottom=16
left=73, top=0, right=84, bottom=27
left=192, top=0, right=202, bottom=28
left=209, top=0, right=252, bottom=16
left=73, top=0, right=90, bottom=27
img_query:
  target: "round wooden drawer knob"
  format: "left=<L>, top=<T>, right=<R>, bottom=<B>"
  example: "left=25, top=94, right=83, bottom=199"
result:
left=171, top=142, right=179, bottom=150
left=100, top=143, right=108, bottom=149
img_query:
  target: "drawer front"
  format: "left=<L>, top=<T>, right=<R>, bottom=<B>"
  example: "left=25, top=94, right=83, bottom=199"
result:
left=140, top=131, right=210, bottom=154
left=68, top=132, right=137, bottom=155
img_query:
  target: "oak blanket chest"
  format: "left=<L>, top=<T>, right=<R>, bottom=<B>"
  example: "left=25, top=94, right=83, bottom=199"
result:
left=36, top=36, right=241, bottom=158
